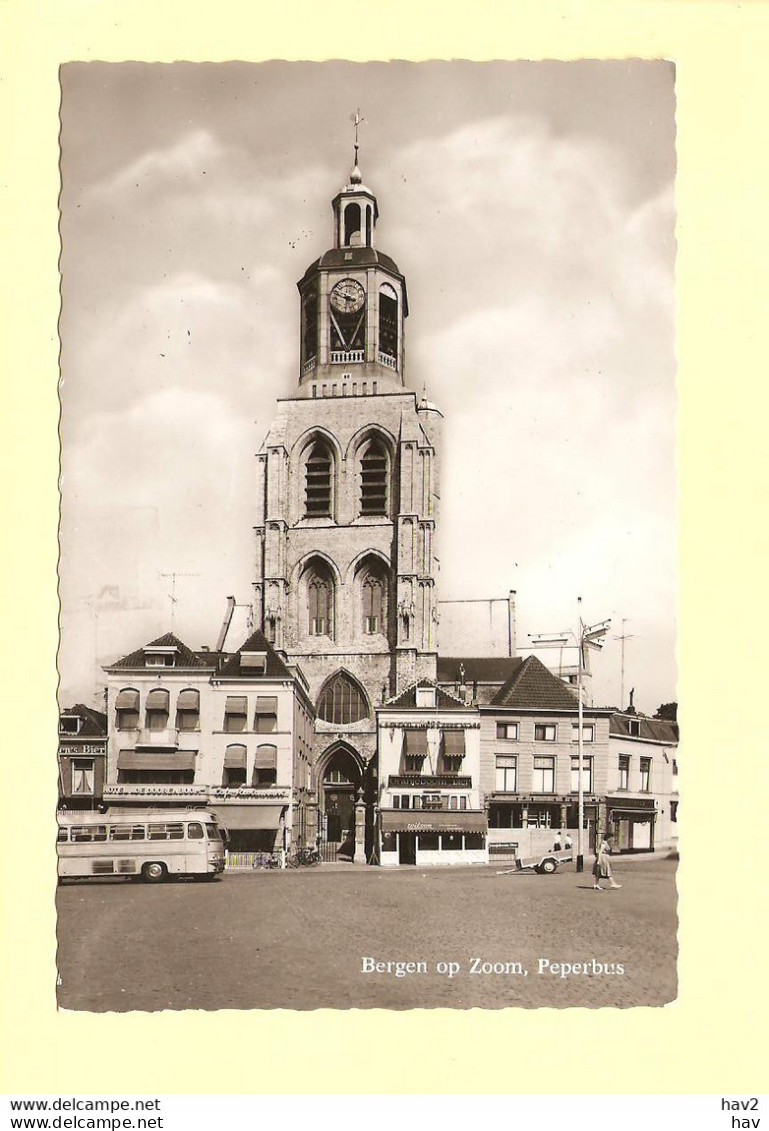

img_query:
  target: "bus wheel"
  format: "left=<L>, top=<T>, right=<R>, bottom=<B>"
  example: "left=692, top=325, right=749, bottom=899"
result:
left=539, top=858, right=558, bottom=875
left=142, top=862, right=167, bottom=883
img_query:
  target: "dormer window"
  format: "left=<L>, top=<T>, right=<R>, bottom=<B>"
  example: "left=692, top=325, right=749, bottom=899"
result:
left=628, top=719, right=640, bottom=737
left=240, top=651, right=267, bottom=675
left=144, top=647, right=177, bottom=668
left=416, top=686, right=437, bottom=709
left=59, top=715, right=82, bottom=736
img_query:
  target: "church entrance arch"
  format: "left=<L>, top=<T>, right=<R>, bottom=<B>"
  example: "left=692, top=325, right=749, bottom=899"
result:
left=318, top=745, right=363, bottom=862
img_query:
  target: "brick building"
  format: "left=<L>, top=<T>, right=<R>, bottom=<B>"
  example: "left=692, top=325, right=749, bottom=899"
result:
left=58, top=703, right=108, bottom=811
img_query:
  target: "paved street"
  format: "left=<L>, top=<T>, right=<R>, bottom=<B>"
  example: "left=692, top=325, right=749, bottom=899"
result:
left=57, top=858, right=677, bottom=1011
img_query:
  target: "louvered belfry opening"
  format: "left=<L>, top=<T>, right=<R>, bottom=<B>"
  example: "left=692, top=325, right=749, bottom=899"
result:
left=305, top=441, right=332, bottom=516
left=360, top=439, right=388, bottom=515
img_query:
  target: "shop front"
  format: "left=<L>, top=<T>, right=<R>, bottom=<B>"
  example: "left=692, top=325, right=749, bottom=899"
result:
left=209, top=787, right=291, bottom=867
left=606, top=797, right=657, bottom=853
left=379, top=810, right=488, bottom=867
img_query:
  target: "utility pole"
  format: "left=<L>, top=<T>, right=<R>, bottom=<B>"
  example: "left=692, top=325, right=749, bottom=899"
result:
left=158, top=572, right=200, bottom=633
left=530, top=603, right=610, bottom=873
left=613, top=618, right=635, bottom=710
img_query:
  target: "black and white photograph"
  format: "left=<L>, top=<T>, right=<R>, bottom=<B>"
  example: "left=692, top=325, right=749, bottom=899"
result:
left=56, top=60, right=678, bottom=1012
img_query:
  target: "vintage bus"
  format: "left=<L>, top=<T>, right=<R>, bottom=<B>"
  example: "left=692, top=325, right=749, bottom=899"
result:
left=57, top=808, right=226, bottom=882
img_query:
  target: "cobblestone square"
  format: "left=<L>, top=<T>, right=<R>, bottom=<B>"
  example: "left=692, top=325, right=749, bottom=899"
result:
left=57, top=857, right=677, bottom=1011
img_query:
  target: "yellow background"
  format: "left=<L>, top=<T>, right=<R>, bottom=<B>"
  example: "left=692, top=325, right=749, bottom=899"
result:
left=1, top=0, right=767, bottom=1095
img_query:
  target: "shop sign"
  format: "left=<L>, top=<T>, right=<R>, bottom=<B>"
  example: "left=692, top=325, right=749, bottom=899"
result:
left=59, top=744, right=106, bottom=755
left=104, top=785, right=207, bottom=799
left=209, top=787, right=291, bottom=803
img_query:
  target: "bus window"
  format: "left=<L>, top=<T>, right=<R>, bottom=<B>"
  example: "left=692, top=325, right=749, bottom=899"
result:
left=57, top=827, right=68, bottom=843
left=110, top=824, right=146, bottom=841
left=205, top=823, right=222, bottom=841
left=71, top=826, right=107, bottom=842
left=187, top=822, right=204, bottom=839
left=148, top=823, right=185, bottom=841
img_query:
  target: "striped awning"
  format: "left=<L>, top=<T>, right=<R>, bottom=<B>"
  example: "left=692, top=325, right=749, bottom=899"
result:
left=177, top=689, right=199, bottom=710
left=117, top=750, right=195, bottom=770
left=224, top=696, right=247, bottom=715
left=146, top=688, right=169, bottom=710
left=115, top=689, right=139, bottom=710
left=255, top=695, right=278, bottom=715
left=254, top=744, right=277, bottom=769
left=223, top=745, right=247, bottom=769
left=405, top=730, right=428, bottom=756
left=442, top=730, right=465, bottom=756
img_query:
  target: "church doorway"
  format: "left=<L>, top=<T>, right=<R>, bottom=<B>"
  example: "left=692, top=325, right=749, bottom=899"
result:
left=319, top=747, right=362, bottom=862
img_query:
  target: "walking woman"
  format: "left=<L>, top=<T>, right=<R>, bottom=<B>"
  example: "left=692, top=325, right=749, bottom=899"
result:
left=593, top=832, right=622, bottom=891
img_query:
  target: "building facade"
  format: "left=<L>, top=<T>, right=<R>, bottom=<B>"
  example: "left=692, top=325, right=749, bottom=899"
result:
left=58, top=704, right=108, bottom=812
left=377, top=680, right=487, bottom=867
left=253, top=155, right=442, bottom=858
left=102, top=630, right=315, bottom=864
left=607, top=708, right=679, bottom=853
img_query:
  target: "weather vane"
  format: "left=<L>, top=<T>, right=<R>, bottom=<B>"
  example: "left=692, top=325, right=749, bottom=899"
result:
left=351, top=108, right=366, bottom=161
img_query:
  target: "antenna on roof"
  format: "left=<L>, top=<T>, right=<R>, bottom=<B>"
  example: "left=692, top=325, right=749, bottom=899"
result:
left=158, top=571, right=200, bottom=633
left=612, top=618, right=635, bottom=710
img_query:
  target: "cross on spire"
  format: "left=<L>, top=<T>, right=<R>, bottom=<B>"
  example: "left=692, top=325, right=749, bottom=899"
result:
left=350, top=109, right=366, bottom=183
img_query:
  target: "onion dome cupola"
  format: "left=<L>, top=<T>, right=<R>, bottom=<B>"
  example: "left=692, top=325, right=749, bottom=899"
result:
left=297, top=140, right=409, bottom=397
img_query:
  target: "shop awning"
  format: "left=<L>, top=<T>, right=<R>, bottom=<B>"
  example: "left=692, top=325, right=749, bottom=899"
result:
left=405, top=731, right=428, bottom=756
left=381, top=810, right=487, bottom=834
left=211, top=804, right=285, bottom=830
left=255, top=695, right=278, bottom=715
left=223, top=745, right=247, bottom=769
left=177, top=689, right=199, bottom=710
left=224, top=695, right=247, bottom=715
left=254, top=744, right=277, bottom=769
left=608, top=806, right=656, bottom=816
left=117, top=750, right=195, bottom=771
left=116, top=689, right=139, bottom=710
left=146, top=688, right=170, bottom=710
left=442, top=730, right=465, bottom=756
left=607, top=798, right=656, bottom=813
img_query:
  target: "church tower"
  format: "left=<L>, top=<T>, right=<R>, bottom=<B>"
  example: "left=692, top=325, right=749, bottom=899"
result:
left=253, top=141, right=441, bottom=830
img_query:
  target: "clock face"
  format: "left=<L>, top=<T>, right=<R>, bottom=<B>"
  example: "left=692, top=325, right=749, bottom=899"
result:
left=330, top=278, right=365, bottom=314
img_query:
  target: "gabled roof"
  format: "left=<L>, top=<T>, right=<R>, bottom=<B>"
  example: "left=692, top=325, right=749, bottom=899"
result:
left=59, top=703, right=108, bottom=737
left=215, top=630, right=293, bottom=681
left=611, top=713, right=679, bottom=745
left=437, top=656, right=525, bottom=684
left=107, top=632, right=213, bottom=671
left=490, top=655, right=583, bottom=711
left=385, top=678, right=471, bottom=711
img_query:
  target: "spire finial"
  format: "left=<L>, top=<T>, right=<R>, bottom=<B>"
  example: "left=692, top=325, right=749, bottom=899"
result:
left=350, top=108, right=365, bottom=184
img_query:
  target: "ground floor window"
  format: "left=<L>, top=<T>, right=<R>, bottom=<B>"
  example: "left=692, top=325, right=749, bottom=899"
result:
left=465, top=833, right=485, bottom=850
left=418, top=833, right=440, bottom=851
left=526, top=808, right=553, bottom=829
left=489, top=804, right=516, bottom=829
left=442, top=833, right=462, bottom=850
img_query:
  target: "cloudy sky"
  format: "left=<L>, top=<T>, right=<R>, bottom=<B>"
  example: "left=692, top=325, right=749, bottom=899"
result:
left=59, top=61, right=676, bottom=714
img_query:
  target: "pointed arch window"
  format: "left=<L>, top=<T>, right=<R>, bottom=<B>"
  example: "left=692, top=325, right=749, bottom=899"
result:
left=317, top=672, right=369, bottom=725
left=305, top=441, right=333, bottom=517
left=306, top=561, right=334, bottom=637
left=360, top=438, right=388, bottom=516
left=356, top=557, right=389, bottom=637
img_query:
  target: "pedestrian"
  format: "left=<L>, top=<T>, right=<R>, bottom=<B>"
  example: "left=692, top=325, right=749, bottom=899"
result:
left=593, top=833, right=621, bottom=891
left=553, top=832, right=562, bottom=851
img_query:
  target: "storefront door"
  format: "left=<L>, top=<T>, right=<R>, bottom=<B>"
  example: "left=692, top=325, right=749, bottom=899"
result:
left=398, top=833, right=416, bottom=865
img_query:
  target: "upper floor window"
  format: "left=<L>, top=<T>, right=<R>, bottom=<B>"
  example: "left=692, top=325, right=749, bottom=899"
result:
left=253, top=744, right=278, bottom=787
left=496, top=722, right=519, bottom=740
left=357, top=556, right=389, bottom=637
left=416, top=686, right=437, bottom=710
left=628, top=719, right=640, bottom=737
left=306, top=562, right=334, bottom=637
left=317, top=672, right=369, bottom=725
left=360, top=439, right=388, bottom=516
left=495, top=755, right=517, bottom=792
left=672, top=758, right=678, bottom=776
left=224, top=695, right=248, bottom=733
left=115, top=688, right=140, bottom=730
left=640, top=757, right=651, bottom=792
left=618, top=754, right=630, bottom=790
left=59, top=715, right=82, bottom=736
left=71, top=759, right=95, bottom=795
left=223, top=744, right=247, bottom=787
left=571, top=724, right=594, bottom=743
left=145, top=688, right=169, bottom=731
left=176, top=689, right=200, bottom=731
left=255, top=695, right=278, bottom=734
left=305, top=441, right=333, bottom=517
left=570, top=756, right=594, bottom=794
left=532, top=756, right=555, bottom=793
left=534, top=723, right=556, bottom=742
left=402, top=729, right=428, bottom=772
